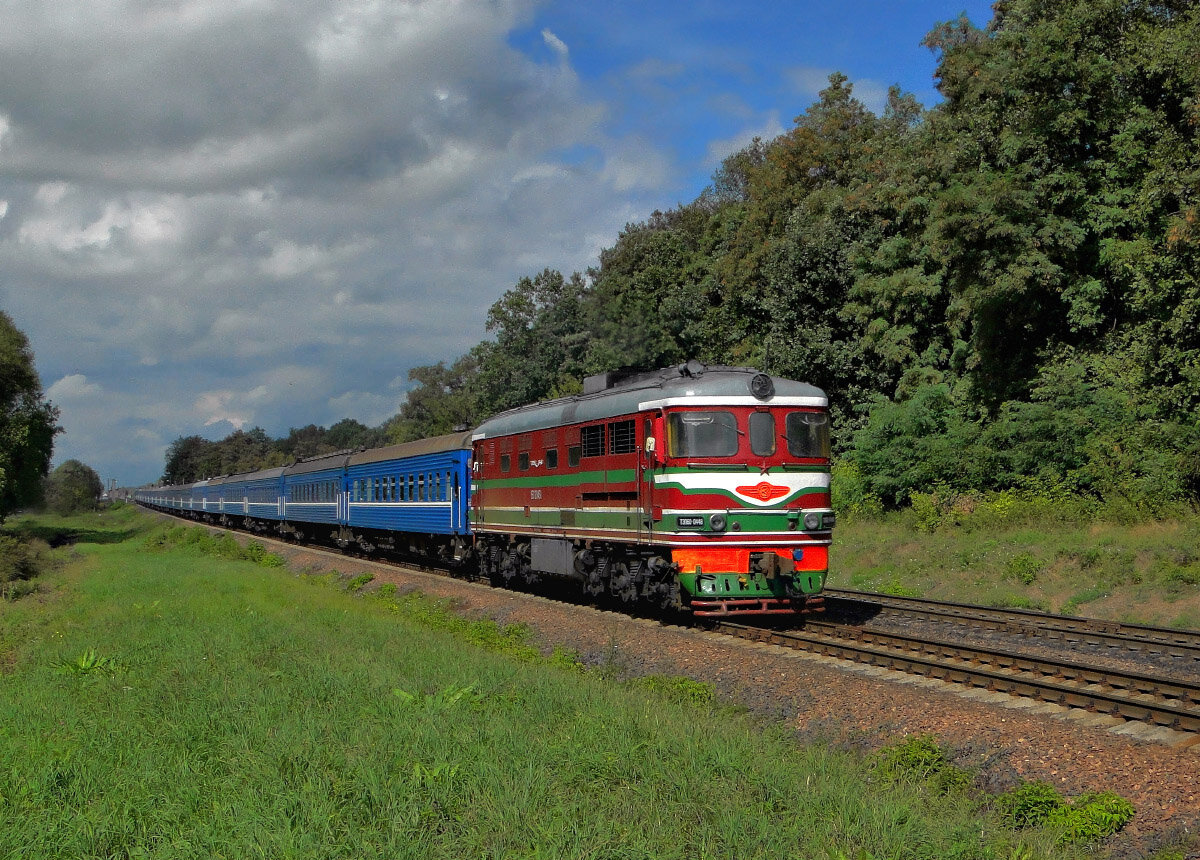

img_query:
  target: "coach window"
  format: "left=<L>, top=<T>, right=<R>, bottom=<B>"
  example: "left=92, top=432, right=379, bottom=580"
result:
left=749, top=411, right=776, bottom=456
left=568, top=446, right=581, bottom=467
left=500, top=454, right=511, bottom=473
left=518, top=452, right=530, bottom=471
left=546, top=448, right=558, bottom=469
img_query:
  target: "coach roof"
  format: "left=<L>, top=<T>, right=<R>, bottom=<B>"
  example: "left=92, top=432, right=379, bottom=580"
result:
left=348, top=431, right=473, bottom=467
left=472, top=364, right=827, bottom=440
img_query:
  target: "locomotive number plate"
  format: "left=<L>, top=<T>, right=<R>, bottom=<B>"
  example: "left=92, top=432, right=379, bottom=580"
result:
left=677, top=516, right=705, bottom=529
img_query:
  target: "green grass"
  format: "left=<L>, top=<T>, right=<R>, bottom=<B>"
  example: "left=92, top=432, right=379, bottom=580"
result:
left=834, top=502, right=1200, bottom=628
left=0, top=510, right=1115, bottom=858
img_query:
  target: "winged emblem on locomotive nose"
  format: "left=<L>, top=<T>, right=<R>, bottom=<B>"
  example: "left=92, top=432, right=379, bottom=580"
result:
left=736, top=481, right=790, bottom=502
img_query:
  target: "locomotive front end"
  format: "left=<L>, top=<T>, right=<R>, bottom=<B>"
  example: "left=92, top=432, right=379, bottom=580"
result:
left=645, top=372, right=834, bottom=616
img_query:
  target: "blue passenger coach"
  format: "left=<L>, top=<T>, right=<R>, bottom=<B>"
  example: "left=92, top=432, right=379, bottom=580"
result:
left=135, top=432, right=474, bottom=562
left=281, top=451, right=349, bottom=540
left=343, top=432, right=472, bottom=554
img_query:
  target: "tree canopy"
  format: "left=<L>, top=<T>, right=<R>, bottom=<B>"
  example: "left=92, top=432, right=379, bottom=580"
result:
left=0, top=311, right=59, bottom=520
left=44, top=459, right=104, bottom=516
left=158, top=0, right=1200, bottom=511
left=384, top=0, right=1200, bottom=509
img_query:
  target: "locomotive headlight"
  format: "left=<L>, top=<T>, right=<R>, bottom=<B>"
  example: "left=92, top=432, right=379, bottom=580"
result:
left=709, top=513, right=727, bottom=532
left=803, top=512, right=821, bottom=530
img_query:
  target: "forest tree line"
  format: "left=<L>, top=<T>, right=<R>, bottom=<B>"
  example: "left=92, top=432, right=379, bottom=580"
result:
left=165, top=0, right=1200, bottom=512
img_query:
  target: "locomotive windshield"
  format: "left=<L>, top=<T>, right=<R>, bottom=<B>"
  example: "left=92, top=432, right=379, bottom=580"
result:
left=668, top=411, right=738, bottom=457
left=786, top=411, right=831, bottom=459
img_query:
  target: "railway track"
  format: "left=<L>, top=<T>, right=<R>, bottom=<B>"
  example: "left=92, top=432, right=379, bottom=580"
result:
left=713, top=617, right=1200, bottom=735
left=824, top=587, right=1200, bottom=664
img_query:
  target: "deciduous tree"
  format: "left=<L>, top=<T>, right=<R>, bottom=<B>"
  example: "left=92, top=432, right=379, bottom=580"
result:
left=0, top=311, right=59, bottom=520
left=45, top=459, right=103, bottom=515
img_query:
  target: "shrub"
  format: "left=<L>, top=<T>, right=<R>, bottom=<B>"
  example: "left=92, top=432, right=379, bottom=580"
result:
left=1046, top=792, right=1136, bottom=845
left=995, top=781, right=1135, bottom=845
left=831, top=459, right=883, bottom=521
left=871, top=735, right=972, bottom=795
left=845, top=354, right=1200, bottom=514
left=1004, top=553, right=1043, bottom=585
left=0, top=533, right=50, bottom=599
left=995, top=781, right=1064, bottom=829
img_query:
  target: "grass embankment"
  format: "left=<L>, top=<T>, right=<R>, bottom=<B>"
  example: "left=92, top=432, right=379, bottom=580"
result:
left=834, top=494, right=1200, bottom=629
left=0, top=509, right=1128, bottom=858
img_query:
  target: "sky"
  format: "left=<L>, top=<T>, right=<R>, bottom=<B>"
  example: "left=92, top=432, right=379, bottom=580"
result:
left=0, top=0, right=995, bottom=488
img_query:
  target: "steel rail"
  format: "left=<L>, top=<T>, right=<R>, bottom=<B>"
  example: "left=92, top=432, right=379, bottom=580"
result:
left=824, top=588, right=1200, bottom=663
left=714, top=620, right=1200, bottom=733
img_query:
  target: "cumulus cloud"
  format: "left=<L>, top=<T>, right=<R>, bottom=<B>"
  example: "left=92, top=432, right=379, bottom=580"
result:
left=47, top=373, right=102, bottom=400
left=0, top=0, right=668, bottom=484
left=0, top=0, right=968, bottom=487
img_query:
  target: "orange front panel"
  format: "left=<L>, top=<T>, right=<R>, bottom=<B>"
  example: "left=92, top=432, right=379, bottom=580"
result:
left=672, top=545, right=828, bottom=575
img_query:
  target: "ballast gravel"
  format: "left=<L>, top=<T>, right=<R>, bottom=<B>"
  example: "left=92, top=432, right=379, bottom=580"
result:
left=267, top=541, right=1199, bottom=859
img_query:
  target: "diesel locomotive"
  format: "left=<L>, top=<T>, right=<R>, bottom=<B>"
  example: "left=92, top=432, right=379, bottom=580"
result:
left=135, top=363, right=835, bottom=617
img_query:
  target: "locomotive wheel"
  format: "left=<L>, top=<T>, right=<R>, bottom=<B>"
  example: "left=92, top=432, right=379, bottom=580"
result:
left=484, top=545, right=505, bottom=587
left=609, top=560, right=636, bottom=603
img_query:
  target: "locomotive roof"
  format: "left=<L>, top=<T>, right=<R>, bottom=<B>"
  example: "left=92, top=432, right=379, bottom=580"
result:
left=347, top=431, right=473, bottom=467
left=472, top=364, right=827, bottom=440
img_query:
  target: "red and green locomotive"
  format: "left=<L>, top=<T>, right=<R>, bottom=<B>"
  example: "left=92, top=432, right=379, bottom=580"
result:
left=470, top=363, right=834, bottom=616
